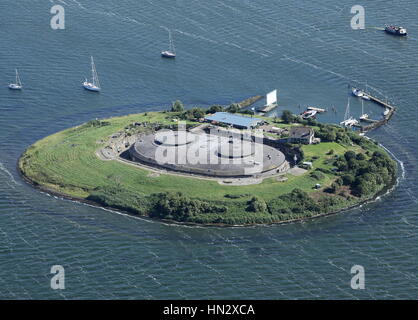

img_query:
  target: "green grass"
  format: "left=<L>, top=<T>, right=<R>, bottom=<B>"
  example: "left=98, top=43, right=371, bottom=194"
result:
left=19, top=112, right=367, bottom=207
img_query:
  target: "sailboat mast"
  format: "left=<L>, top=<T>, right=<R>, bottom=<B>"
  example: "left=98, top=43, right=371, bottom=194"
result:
left=15, top=69, right=20, bottom=85
left=169, top=30, right=175, bottom=53
left=91, top=57, right=95, bottom=85
left=90, top=56, right=100, bottom=88
left=344, top=97, right=350, bottom=121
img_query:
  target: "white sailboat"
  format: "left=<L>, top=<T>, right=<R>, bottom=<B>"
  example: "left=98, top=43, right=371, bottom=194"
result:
left=83, top=56, right=101, bottom=92
left=340, top=96, right=359, bottom=127
left=8, top=69, right=22, bottom=90
left=352, top=87, right=370, bottom=100
left=161, top=30, right=176, bottom=58
left=359, top=99, right=369, bottom=121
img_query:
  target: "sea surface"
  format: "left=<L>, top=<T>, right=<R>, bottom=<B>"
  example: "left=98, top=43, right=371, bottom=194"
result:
left=0, top=0, right=417, bottom=299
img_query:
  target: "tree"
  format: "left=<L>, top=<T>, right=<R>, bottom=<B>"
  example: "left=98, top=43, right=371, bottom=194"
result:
left=247, top=196, right=267, bottom=213
left=356, top=153, right=366, bottom=161
left=240, top=109, right=255, bottom=115
left=342, top=174, right=355, bottom=186
left=171, top=100, right=184, bottom=112
left=179, top=107, right=206, bottom=121
left=206, top=105, right=224, bottom=114
left=281, top=110, right=295, bottom=124
left=325, top=183, right=338, bottom=194
left=226, top=103, right=240, bottom=113
left=150, top=192, right=226, bottom=221
left=190, top=107, right=205, bottom=119
left=352, top=175, right=377, bottom=197
left=344, top=151, right=357, bottom=161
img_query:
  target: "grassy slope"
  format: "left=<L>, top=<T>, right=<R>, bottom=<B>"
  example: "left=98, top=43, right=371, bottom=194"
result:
left=19, top=112, right=363, bottom=209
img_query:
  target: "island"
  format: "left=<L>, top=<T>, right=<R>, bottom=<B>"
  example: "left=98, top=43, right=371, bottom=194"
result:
left=18, top=101, right=397, bottom=226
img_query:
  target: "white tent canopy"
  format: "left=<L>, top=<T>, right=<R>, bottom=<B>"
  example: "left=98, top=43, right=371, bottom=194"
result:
left=266, top=89, right=277, bottom=105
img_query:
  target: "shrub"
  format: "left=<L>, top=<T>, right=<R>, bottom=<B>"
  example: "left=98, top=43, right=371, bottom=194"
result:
left=149, top=192, right=227, bottom=221
left=171, top=100, right=184, bottom=112
left=342, top=174, right=355, bottom=186
left=206, top=105, right=224, bottom=114
left=226, top=104, right=240, bottom=113
left=310, top=171, right=325, bottom=180
left=179, top=107, right=206, bottom=121
left=281, top=110, right=295, bottom=124
left=247, top=196, right=267, bottom=213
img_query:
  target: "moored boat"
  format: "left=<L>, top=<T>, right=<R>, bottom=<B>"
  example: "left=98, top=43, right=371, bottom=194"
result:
left=359, top=99, right=369, bottom=121
left=340, top=117, right=359, bottom=127
left=352, top=88, right=370, bottom=100
left=340, top=96, right=359, bottom=127
left=300, top=109, right=317, bottom=119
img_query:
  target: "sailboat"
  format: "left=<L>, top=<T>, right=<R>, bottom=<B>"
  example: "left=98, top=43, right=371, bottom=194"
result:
left=359, top=99, right=369, bottom=121
left=351, top=87, right=370, bottom=100
left=83, top=56, right=101, bottom=92
left=161, top=30, right=176, bottom=58
left=340, top=96, right=359, bottom=127
left=8, top=69, right=22, bottom=90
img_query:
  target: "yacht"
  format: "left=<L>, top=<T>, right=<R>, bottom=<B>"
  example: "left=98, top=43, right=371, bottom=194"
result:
left=340, top=117, right=359, bottom=127
left=300, top=109, right=317, bottom=119
left=8, top=69, right=22, bottom=90
left=385, top=25, right=407, bottom=36
left=352, top=88, right=370, bottom=100
left=340, top=96, right=359, bottom=127
left=359, top=114, right=369, bottom=121
left=359, top=100, right=369, bottom=121
left=83, top=56, right=101, bottom=92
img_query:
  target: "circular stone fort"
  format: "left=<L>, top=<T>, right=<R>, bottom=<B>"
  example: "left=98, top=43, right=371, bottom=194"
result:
left=128, top=128, right=289, bottom=178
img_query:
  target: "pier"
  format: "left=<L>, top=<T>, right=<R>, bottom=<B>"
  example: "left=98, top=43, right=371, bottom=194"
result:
left=352, top=88, right=396, bottom=133
left=307, top=106, right=326, bottom=113
left=258, top=103, right=278, bottom=113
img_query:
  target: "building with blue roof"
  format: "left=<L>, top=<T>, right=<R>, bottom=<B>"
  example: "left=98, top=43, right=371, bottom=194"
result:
left=205, top=112, right=264, bottom=129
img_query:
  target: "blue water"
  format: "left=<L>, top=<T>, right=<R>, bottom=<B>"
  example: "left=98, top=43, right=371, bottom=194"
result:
left=0, top=0, right=417, bottom=299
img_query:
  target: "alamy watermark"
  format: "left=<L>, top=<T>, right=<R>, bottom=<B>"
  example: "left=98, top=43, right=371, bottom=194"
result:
left=50, top=5, right=65, bottom=30
left=50, top=265, right=65, bottom=290
left=351, top=5, right=365, bottom=30
left=350, top=265, right=365, bottom=290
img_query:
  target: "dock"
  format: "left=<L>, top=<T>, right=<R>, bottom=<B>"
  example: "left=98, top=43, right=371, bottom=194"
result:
left=307, top=106, right=326, bottom=113
left=258, top=103, right=278, bottom=113
left=352, top=88, right=396, bottom=133
left=359, top=118, right=379, bottom=123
